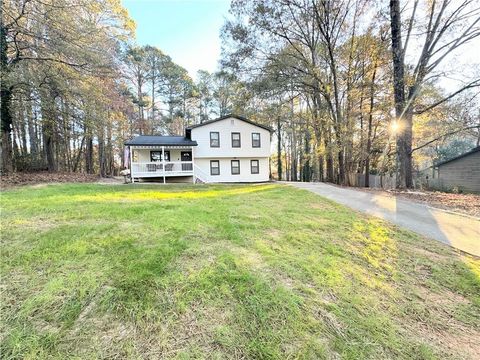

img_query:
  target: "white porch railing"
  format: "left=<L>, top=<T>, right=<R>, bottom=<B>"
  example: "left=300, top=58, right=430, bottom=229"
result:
left=131, top=161, right=193, bottom=177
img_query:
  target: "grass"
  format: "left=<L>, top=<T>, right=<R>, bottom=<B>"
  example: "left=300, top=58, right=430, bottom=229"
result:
left=1, top=183, right=479, bottom=359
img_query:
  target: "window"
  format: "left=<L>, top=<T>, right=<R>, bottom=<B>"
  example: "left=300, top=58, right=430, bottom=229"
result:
left=210, top=160, right=220, bottom=175
left=252, top=133, right=261, bottom=148
left=251, top=160, right=259, bottom=174
left=150, top=150, right=170, bottom=162
left=210, top=132, right=220, bottom=147
left=231, top=160, right=240, bottom=175
left=231, top=132, right=241, bottom=148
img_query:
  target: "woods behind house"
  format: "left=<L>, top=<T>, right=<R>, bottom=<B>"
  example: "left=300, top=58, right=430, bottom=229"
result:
left=1, top=0, right=479, bottom=187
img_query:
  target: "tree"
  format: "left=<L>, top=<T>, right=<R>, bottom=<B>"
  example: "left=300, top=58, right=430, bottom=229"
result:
left=196, top=70, right=214, bottom=122
left=223, top=0, right=389, bottom=184
left=389, top=0, right=480, bottom=188
left=1, top=0, right=134, bottom=173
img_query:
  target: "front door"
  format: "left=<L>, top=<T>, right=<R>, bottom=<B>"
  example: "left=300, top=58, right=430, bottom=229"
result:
left=181, top=151, right=192, bottom=171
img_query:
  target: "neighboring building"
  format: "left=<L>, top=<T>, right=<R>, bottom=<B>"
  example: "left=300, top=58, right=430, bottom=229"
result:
left=124, top=114, right=272, bottom=183
left=434, top=146, right=480, bottom=193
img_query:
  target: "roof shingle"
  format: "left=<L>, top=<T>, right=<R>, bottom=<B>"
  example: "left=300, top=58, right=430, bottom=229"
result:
left=124, top=136, right=197, bottom=146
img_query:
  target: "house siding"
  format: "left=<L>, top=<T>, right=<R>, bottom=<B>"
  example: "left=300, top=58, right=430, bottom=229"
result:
left=191, top=117, right=271, bottom=158
left=195, top=157, right=269, bottom=182
left=191, top=116, right=271, bottom=183
left=437, top=151, right=480, bottom=192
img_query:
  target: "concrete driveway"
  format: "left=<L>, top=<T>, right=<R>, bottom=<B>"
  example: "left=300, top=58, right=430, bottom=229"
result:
left=287, top=182, right=480, bottom=257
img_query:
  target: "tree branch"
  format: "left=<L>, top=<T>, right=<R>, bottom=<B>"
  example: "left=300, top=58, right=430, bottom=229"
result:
left=413, top=79, right=480, bottom=114
left=11, top=56, right=88, bottom=67
left=411, top=125, right=480, bottom=153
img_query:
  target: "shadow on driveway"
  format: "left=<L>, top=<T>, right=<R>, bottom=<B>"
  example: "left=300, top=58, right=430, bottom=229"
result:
left=286, top=182, right=480, bottom=257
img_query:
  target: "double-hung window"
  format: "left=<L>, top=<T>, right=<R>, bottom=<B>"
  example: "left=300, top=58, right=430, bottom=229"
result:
left=210, top=160, right=220, bottom=175
left=252, top=133, right=261, bottom=148
left=251, top=160, right=259, bottom=174
left=210, top=132, right=220, bottom=147
left=231, top=160, right=240, bottom=175
left=231, top=132, right=241, bottom=148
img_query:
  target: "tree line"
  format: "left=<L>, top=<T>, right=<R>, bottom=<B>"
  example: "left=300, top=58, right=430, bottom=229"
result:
left=1, top=0, right=479, bottom=188
left=0, top=0, right=244, bottom=176
left=221, top=0, right=480, bottom=187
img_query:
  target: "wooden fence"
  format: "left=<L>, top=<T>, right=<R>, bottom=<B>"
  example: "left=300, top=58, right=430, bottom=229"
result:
left=354, top=174, right=397, bottom=189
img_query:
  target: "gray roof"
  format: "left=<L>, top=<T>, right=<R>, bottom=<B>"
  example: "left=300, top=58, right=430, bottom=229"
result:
left=186, top=114, right=274, bottom=133
left=435, top=146, right=479, bottom=167
left=124, top=136, right=197, bottom=146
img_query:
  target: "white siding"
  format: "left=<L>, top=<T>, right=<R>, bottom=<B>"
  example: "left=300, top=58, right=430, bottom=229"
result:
left=128, top=117, right=271, bottom=183
left=191, top=117, right=271, bottom=158
left=190, top=117, right=271, bottom=182
left=195, top=158, right=269, bottom=182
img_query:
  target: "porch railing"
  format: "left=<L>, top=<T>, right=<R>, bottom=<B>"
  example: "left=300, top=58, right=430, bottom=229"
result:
left=131, top=161, right=193, bottom=176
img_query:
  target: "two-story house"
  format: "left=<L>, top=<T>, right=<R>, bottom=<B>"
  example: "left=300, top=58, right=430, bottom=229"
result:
left=124, top=114, right=272, bottom=183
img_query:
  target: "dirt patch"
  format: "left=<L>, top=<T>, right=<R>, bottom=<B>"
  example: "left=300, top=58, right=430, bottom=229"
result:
left=161, top=301, right=236, bottom=358
left=0, top=171, right=99, bottom=189
left=404, top=245, right=451, bottom=262
left=407, top=320, right=480, bottom=359
left=96, top=177, right=125, bottom=185
left=403, top=285, right=480, bottom=359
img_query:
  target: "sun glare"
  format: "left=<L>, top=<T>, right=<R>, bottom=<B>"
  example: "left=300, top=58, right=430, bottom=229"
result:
left=391, top=121, right=400, bottom=134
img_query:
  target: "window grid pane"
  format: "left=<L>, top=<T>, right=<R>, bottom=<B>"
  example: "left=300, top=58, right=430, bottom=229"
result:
left=231, top=160, right=240, bottom=175
left=210, top=160, right=220, bottom=175
left=251, top=160, right=259, bottom=174
left=210, top=132, right=220, bottom=147
left=252, top=133, right=261, bottom=148
left=232, top=133, right=241, bottom=148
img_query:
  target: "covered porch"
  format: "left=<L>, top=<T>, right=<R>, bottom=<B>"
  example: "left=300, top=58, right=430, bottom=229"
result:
left=130, top=145, right=195, bottom=182
left=125, top=135, right=198, bottom=183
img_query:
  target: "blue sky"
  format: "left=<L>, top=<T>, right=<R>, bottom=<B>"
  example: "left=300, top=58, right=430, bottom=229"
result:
left=122, top=0, right=479, bottom=91
left=122, top=0, right=230, bottom=79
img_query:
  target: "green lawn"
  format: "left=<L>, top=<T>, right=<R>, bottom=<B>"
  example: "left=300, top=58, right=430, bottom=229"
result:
left=1, top=183, right=479, bottom=359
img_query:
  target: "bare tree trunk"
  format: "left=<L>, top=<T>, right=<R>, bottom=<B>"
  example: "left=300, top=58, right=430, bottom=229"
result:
left=390, top=0, right=411, bottom=188
left=151, top=76, right=156, bottom=127
left=325, top=130, right=334, bottom=182
left=0, top=24, right=13, bottom=173
left=43, top=122, right=55, bottom=171
left=365, top=61, right=378, bottom=188
left=20, top=105, right=28, bottom=156
left=106, top=118, right=114, bottom=176
left=26, top=96, right=38, bottom=162
left=303, top=129, right=311, bottom=182
left=40, top=91, right=56, bottom=172
left=277, top=116, right=282, bottom=180
left=73, top=136, right=85, bottom=173
left=338, top=148, right=345, bottom=185
left=85, top=120, right=94, bottom=174
left=98, top=126, right=106, bottom=177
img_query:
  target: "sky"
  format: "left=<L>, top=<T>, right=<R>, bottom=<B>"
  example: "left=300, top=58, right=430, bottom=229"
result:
left=122, top=0, right=479, bottom=92
left=122, top=0, right=230, bottom=79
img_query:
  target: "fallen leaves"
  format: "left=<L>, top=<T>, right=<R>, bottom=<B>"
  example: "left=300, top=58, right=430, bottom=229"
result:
left=0, top=171, right=99, bottom=189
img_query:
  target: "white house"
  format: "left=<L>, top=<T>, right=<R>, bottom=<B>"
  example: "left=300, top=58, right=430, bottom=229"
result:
left=124, top=114, right=272, bottom=183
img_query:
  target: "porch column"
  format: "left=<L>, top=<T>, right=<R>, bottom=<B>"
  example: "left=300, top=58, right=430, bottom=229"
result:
left=191, top=145, right=195, bottom=184
left=130, top=146, right=134, bottom=183
left=162, top=146, right=166, bottom=184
